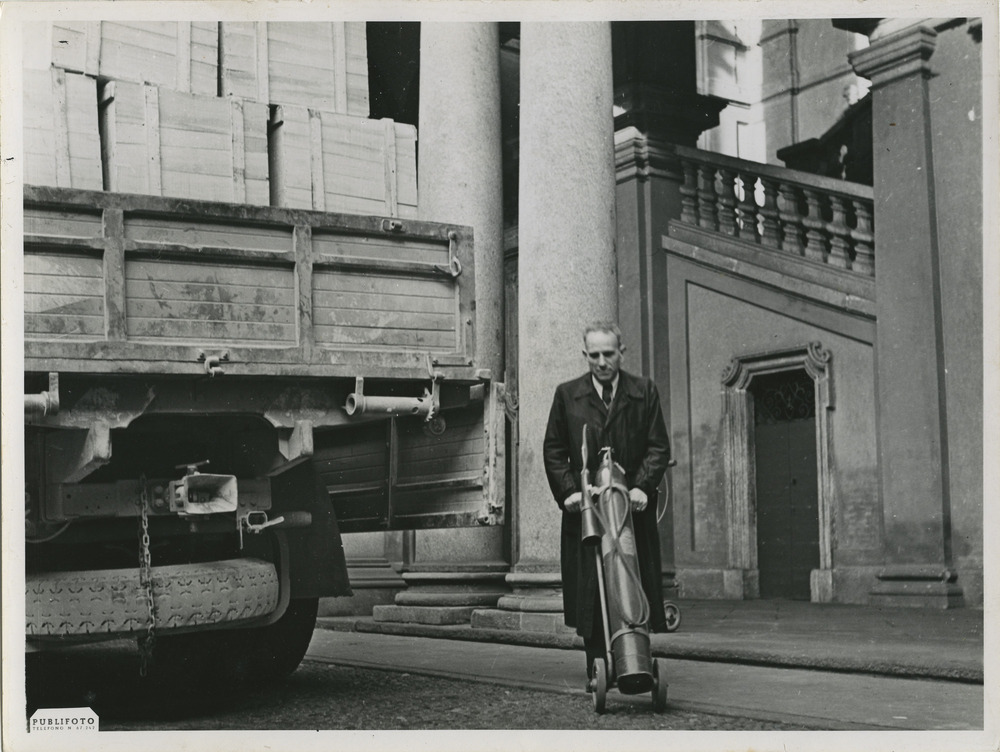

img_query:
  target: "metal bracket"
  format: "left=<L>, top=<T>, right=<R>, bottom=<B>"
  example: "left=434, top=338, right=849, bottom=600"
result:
left=238, top=510, right=278, bottom=549
left=277, top=419, right=314, bottom=465
left=434, top=231, right=463, bottom=278
left=424, top=353, right=445, bottom=429
left=237, top=510, right=312, bottom=549
left=197, top=350, right=230, bottom=377
left=45, top=421, right=112, bottom=484
left=426, top=352, right=445, bottom=382
left=176, top=460, right=210, bottom=476
left=503, top=389, right=519, bottom=422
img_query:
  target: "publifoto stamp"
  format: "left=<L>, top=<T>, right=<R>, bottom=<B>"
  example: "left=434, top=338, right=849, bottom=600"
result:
left=29, top=708, right=99, bottom=733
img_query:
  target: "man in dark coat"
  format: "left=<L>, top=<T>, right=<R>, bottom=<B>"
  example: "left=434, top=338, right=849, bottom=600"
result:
left=542, top=322, right=671, bottom=682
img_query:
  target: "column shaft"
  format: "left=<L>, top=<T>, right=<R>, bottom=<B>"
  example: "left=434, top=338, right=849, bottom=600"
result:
left=516, top=22, right=618, bottom=568
left=418, top=22, right=504, bottom=376
left=373, top=23, right=508, bottom=627
left=415, top=23, right=506, bottom=568
left=850, top=23, right=962, bottom=606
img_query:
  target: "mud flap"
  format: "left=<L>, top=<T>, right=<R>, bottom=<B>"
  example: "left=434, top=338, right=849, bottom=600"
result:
left=265, top=460, right=352, bottom=599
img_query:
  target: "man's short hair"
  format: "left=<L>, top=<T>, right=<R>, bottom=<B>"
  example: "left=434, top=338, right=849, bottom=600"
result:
left=583, top=321, right=623, bottom=350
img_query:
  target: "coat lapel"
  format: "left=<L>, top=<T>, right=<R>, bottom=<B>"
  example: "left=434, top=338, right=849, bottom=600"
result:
left=605, top=371, right=640, bottom=429
left=570, top=375, right=606, bottom=461
left=571, top=374, right=605, bottom=416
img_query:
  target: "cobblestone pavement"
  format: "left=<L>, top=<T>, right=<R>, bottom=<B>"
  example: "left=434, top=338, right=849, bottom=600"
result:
left=95, top=661, right=814, bottom=731
left=28, top=645, right=814, bottom=731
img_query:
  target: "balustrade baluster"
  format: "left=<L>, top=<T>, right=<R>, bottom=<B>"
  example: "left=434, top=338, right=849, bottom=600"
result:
left=851, top=199, right=875, bottom=276
left=671, top=147, right=873, bottom=279
left=802, top=189, right=827, bottom=262
left=759, top=178, right=781, bottom=248
left=679, top=159, right=699, bottom=225
left=778, top=182, right=804, bottom=255
left=697, top=164, right=719, bottom=231
left=717, top=168, right=738, bottom=236
left=827, top=195, right=851, bottom=269
left=737, top=173, right=759, bottom=243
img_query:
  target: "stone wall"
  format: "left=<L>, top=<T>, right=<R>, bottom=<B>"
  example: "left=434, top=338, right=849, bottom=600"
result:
left=662, top=250, right=881, bottom=603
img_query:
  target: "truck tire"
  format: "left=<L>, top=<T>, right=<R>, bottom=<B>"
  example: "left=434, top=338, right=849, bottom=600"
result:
left=27, top=559, right=279, bottom=638
left=151, top=598, right=318, bottom=689
left=253, top=597, right=320, bottom=681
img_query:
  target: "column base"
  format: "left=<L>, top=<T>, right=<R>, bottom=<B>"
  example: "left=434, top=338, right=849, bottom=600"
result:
left=810, top=569, right=834, bottom=603
left=869, top=566, right=965, bottom=609
left=470, top=570, right=573, bottom=634
left=723, top=568, right=760, bottom=599
left=372, top=566, right=509, bottom=625
left=662, top=570, right=680, bottom=600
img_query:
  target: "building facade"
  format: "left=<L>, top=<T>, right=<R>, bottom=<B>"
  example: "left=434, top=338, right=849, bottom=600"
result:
left=16, top=15, right=986, bottom=616
left=454, top=17, right=986, bottom=614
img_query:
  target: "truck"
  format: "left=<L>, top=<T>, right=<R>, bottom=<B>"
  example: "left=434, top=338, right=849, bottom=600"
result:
left=23, top=185, right=505, bottom=683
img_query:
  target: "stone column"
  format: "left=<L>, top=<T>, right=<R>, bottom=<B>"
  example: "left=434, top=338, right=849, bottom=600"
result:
left=849, top=21, right=962, bottom=607
left=474, top=23, right=618, bottom=632
left=373, top=22, right=508, bottom=626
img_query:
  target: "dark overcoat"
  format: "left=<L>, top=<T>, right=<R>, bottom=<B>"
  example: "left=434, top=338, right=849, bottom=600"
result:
left=542, top=369, right=671, bottom=638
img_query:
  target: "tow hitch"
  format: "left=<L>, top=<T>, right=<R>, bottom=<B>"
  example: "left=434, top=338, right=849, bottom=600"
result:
left=168, top=461, right=238, bottom=515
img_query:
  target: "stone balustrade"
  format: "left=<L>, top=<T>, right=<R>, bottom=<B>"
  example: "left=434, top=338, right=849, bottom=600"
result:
left=675, top=145, right=875, bottom=277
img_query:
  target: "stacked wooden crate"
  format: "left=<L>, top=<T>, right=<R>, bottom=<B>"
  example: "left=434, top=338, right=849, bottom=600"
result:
left=22, top=21, right=417, bottom=217
left=220, top=22, right=369, bottom=117
left=24, top=20, right=219, bottom=94
left=270, top=106, right=418, bottom=217
left=100, top=81, right=270, bottom=204
left=220, top=22, right=417, bottom=218
left=22, top=65, right=103, bottom=191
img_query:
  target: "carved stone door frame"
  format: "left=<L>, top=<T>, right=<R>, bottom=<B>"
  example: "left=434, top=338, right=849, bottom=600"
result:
left=721, top=342, right=835, bottom=602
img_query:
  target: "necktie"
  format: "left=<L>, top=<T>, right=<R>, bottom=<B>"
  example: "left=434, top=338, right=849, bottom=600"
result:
left=602, top=383, right=613, bottom=408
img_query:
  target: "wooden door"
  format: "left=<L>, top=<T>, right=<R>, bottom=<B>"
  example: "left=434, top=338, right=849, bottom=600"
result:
left=752, top=370, right=819, bottom=600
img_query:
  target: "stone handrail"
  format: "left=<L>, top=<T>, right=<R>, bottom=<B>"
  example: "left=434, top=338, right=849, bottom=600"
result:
left=673, top=145, right=875, bottom=277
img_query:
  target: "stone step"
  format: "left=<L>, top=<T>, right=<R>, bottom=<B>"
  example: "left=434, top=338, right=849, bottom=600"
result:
left=372, top=604, right=477, bottom=626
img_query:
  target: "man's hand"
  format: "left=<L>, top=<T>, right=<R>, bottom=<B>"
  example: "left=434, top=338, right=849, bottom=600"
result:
left=563, top=491, right=583, bottom=513
left=628, top=487, right=648, bottom=512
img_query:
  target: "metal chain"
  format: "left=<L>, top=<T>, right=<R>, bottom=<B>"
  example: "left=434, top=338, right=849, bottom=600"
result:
left=135, top=476, right=156, bottom=677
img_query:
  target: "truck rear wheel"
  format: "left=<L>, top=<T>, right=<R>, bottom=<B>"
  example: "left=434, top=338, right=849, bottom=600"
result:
left=150, top=597, right=319, bottom=688
left=251, top=597, right=320, bottom=681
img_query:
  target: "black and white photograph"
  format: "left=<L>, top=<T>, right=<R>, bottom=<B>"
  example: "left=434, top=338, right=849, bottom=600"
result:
left=1, top=2, right=996, bottom=750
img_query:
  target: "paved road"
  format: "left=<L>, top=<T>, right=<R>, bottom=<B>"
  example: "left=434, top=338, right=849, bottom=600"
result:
left=23, top=640, right=810, bottom=733
left=305, top=629, right=984, bottom=731
left=22, top=630, right=982, bottom=734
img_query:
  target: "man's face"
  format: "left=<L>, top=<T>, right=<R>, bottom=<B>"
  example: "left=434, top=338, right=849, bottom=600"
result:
left=583, top=330, right=623, bottom=384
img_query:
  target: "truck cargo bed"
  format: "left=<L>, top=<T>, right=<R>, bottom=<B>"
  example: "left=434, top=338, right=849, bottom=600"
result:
left=23, top=186, right=477, bottom=381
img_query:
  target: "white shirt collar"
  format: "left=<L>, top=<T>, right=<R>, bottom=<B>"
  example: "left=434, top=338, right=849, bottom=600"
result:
left=592, top=374, right=619, bottom=401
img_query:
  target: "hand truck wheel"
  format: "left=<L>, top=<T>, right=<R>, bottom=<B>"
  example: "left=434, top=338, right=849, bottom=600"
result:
left=652, top=659, right=668, bottom=712
left=592, top=657, right=608, bottom=714
left=663, top=601, right=681, bottom=632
